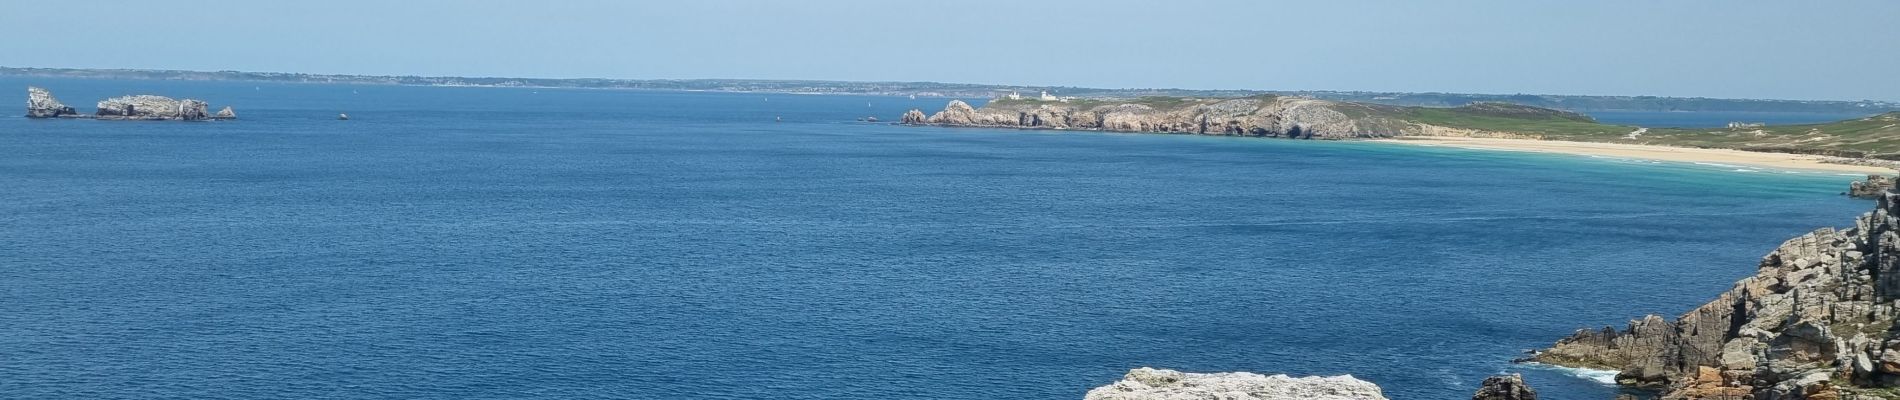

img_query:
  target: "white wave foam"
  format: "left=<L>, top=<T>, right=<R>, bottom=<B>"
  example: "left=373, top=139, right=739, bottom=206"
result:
left=1527, top=362, right=1619, bottom=385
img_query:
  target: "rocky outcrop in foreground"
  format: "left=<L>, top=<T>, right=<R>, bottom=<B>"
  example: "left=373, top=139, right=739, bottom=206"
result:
left=26, top=86, right=76, bottom=118
left=1085, top=368, right=1538, bottom=400
left=1533, top=189, right=1900, bottom=399
left=24, top=87, right=234, bottom=121
left=1084, top=368, right=1390, bottom=400
left=898, top=96, right=1592, bottom=139
left=1849, top=175, right=1895, bottom=199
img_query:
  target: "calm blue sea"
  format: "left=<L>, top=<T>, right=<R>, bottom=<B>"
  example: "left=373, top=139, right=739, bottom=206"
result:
left=0, top=78, right=1877, bottom=400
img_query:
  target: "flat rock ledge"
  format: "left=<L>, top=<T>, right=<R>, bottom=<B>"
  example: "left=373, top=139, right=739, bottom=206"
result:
left=1084, top=368, right=1390, bottom=400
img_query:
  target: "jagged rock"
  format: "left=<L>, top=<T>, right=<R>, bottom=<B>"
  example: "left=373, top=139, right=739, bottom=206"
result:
left=900, top=109, right=927, bottom=124
left=26, top=86, right=76, bottom=118
left=1849, top=175, right=1894, bottom=198
left=213, top=106, right=236, bottom=120
left=1472, top=374, right=1538, bottom=400
left=96, top=95, right=211, bottom=120
left=1083, top=367, right=1389, bottom=400
left=1535, top=192, right=1900, bottom=399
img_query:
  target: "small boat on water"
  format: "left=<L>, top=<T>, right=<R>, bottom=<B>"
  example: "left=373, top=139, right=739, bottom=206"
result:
left=338, top=113, right=350, bottom=120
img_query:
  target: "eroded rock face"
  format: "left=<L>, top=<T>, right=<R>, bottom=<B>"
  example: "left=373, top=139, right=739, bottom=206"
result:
left=1535, top=191, right=1900, bottom=399
left=1083, top=367, right=1390, bottom=400
left=26, top=86, right=77, bottom=118
left=213, top=106, right=236, bottom=120
left=1472, top=374, right=1538, bottom=400
left=1849, top=175, right=1894, bottom=199
left=97, top=95, right=211, bottom=120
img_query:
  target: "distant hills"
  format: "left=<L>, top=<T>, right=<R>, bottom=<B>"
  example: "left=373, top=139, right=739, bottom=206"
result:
left=4, top=66, right=1895, bottom=114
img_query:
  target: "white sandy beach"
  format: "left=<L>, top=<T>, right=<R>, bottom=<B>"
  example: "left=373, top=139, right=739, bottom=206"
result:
left=1376, top=136, right=1895, bottom=174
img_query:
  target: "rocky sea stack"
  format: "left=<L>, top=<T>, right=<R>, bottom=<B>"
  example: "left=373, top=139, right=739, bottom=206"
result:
left=1533, top=186, right=1900, bottom=399
left=23, top=87, right=234, bottom=121
left=1471, top=374, right=1539, bottom=400
left=26, top=86, right=76, bottom=118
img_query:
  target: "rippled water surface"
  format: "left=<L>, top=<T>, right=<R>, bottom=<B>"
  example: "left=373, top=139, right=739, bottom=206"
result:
left=0, top=78, right=1876, bottom=399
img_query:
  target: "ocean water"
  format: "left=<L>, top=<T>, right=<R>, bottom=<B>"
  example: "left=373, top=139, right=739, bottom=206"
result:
left=0, top=78, right=1877, bottom=400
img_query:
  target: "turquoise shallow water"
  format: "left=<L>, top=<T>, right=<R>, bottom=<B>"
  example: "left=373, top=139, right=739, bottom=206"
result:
left=0, top=78, right=1876, bottom=399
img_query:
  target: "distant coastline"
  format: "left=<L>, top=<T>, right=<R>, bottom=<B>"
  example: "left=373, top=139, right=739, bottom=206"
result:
left=4, top=66, right=1896, bottom=114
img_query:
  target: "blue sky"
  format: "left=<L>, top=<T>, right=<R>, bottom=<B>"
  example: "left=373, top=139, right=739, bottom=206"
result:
left=3, top=0, right=1896, bottom=101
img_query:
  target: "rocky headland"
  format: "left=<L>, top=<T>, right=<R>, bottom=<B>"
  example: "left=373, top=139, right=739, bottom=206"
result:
left=25, top=87, right=234, bottom=121
left=1529, top=188, right=1900, bottom=399
left=1083, top=368, right=1537, bottom=400
left=901, top=96, right=1587, bottom=139
left=900, top=98, right=1900, bottom=167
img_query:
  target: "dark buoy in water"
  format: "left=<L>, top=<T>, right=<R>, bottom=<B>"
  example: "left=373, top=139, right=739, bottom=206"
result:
left=338, top=113, right=350, bottom=121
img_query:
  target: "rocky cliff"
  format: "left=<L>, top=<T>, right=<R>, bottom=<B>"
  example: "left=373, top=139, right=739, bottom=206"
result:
left=898, top=96, right=1602, bottom=140
left=26, top=86, right=76, bottom=118
left=1533, top=189, right=1900, bottom=399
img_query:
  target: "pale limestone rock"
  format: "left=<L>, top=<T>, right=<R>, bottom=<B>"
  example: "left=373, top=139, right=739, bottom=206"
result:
left=26, top=86, right=76, bottom=118
left=1084, top=367, right=1388, bottom=400
left=96, top=95, right=211, bottom=120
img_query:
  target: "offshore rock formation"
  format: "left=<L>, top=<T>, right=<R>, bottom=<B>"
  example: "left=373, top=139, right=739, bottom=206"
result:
left=23, top=87, right=233, bottom=121
left=1533, top=189, right=1900, bottom=399
left=1849, top=175, right=1895, bottom=199
left=1084, top=368, right=1390, bottom=400
left=26, top=86, right=77, bottom=118
left=899, top=96, right=1578, bottom=139
left=97, top=95, right=210, bottom=120
left=1471, top=374, right=1538, bottom=400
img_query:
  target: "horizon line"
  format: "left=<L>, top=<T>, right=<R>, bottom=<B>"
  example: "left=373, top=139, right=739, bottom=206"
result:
left=3, top=65, right=1895, bottom=105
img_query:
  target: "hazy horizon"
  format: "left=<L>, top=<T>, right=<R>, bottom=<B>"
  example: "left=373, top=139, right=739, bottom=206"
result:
left=4, top=0, right=1897, bottom=102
